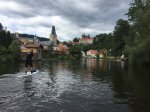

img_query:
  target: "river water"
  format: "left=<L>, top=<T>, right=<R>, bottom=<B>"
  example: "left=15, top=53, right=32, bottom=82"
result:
left=0, top=59, right=150, bottom=112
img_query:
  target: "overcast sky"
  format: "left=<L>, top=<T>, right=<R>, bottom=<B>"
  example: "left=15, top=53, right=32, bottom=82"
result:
left=0, top=0, right=132, bottom=41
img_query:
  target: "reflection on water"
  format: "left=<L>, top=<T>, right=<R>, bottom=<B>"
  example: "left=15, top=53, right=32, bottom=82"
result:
left=0, top=59, right=150, bottom=112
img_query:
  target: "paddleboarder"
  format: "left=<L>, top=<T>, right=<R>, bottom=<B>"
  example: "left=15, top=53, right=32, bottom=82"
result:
left=25, top=49, right=33, bottom=73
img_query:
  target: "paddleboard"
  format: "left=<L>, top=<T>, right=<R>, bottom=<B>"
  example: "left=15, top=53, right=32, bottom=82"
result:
left=17, top=70, right=39, bottom=78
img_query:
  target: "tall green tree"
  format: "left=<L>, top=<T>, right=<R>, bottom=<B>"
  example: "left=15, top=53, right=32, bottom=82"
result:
left=0, top=23, right=3, bottom=30
left=6, top=31, right=12, bottom=48
left=126, top=0, right=150, bottom=65
left=127, top=0, right=150, bottom=21
left=0, top=30, right=6, bottom=46
left=112, top=19, right=130, bottom=56
left=73, top=38, right=79, bottom=42
left=0, top=31, right=12, bottom=48
left=8, top=40, right=21, bottom=61
left=69, top=44, right=82, bottom=57
left=93, top=33, right=113, bottom=50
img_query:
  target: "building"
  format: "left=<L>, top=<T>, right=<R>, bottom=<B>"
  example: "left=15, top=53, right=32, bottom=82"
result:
left=18, top=35, right=35, bottom=46
left=58, top=44, right=69, bottom=54
left=67, top=42, right=80, bottom=45
left=79, top=35, right=94, bottom=44
left=53, top=43, right=69, bottom=54
left=87, top=50, right=98, bottom=58
left=99, top=49, right=107, bottom=58
left=21, top=44, right=43, bottom=60
left=39, top=41, right=51, bottom=50
left=49, top=26, right=57, bottom=46
left=19, top=38, right=28, bottom=46
left=36, top=36, right=51, bottom=50
left=86, top=49, right=107, bottom=58
left=18, top=33, right=51, bottom=51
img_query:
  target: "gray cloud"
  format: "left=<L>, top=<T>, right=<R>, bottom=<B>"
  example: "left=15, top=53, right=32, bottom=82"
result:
left=0, top=0, right=132, bottom=40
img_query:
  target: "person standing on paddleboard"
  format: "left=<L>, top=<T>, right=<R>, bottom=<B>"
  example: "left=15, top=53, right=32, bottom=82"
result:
left=25, top=49, right=33, bottom=73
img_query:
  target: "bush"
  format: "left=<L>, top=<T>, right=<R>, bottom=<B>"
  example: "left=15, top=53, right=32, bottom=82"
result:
left=127, top=38, right=150, bottom=66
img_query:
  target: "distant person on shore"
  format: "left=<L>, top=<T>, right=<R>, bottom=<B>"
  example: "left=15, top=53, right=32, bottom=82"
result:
left=25, top=49, right=34, bottom=73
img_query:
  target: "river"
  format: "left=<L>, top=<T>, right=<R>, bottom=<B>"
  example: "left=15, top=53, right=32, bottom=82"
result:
left=0, top=59, right=150, bottom=112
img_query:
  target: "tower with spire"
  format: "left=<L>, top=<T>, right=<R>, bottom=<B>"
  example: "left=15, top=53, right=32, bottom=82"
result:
left=49, top=26, right=57, bottom=46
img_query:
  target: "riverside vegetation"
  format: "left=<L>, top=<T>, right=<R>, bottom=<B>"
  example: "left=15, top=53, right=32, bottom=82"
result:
left=0, top=23, right=21, bottom=63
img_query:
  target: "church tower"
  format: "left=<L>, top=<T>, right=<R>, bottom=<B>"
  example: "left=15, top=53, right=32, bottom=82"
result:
left=49, top=26, right=57, bottom=46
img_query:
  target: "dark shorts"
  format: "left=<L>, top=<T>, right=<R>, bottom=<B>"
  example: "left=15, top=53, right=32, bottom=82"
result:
left=25, top=61, right=32, bottom=67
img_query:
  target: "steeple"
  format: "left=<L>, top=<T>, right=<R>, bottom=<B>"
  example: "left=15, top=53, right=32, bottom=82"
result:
left=50, top=26, right=57, bottom=46
left=51, top=26, right=56, bottom=35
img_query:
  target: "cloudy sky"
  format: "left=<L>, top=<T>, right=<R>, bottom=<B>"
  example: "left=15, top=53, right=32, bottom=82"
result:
left=0, top=0, right=132, bottom=41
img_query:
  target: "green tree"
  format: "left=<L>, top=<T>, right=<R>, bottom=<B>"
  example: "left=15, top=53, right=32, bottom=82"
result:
left=0, top=23, right=3, bottom=30
left=0, top=30, right=6, bottom=46
left=0, top=30, right=12, bottom=48
left=63, top=41, right=67, bottom=45
left=69, top=44, right=82, bottom=56
left=6, top=31, right=12, bottom=48
left=73, top=38, right=79, bottom=42
left=0, top=45, right=7, bottom=55
left=126, top=0, right=150, bottom=65
left=126, top=0, right=149, bottom=21
left=112, top=19, right=130, bottom=56
left=93, top=33, right=113, bottom=50
left=57, top=40, right=60, bottom=44
left=8, top=40, right=21, bottom=61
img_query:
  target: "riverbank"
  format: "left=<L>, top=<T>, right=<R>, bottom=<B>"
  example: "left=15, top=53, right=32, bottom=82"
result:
left=82, top=55, right=128, bottom=62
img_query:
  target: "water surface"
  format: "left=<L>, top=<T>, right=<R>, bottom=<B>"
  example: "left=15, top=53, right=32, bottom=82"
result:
left=0, top=59, right=150, bottom=112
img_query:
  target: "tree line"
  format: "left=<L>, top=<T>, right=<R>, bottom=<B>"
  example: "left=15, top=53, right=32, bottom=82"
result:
left=0, top=23, right=21, bottom=62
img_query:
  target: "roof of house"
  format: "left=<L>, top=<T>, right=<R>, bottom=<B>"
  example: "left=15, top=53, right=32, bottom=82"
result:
left=39, top=41, right=51, bottom=46
left=20, top=46, right=26, bottom=49
left=59, top=44, right=69, bottom=50
left=25, top=44, right=43, bottom=48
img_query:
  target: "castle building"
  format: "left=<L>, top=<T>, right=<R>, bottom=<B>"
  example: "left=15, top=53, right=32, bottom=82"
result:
left=79, top=34, right=94, bottom=44
left=49, top=26, right=57, bottom=46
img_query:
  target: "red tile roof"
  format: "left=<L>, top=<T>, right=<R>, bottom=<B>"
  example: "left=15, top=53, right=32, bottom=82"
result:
left=59, top=44, right=69, bottom=50
left=25, top=44, right=43, bottom=48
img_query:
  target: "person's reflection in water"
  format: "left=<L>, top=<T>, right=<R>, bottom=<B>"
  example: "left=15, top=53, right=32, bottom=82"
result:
left=108, top=61, right=111, bottom=72
left=121, top=61, right=128, bottom=71
left=23, top=76, right=35, bottom=98
left=121, top=61, right=125, bottom=70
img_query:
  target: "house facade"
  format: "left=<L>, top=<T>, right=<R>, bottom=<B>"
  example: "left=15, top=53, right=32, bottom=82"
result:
left=87, top=50, right=98, bottom=58
left=67, top=42, right=80, bottom=45
left=39, top=41, right=51, bottom=50
left=53, top=43, right=69, bottom=54
left=21, top=44, right=43, bottom=60
left=99, top=49, right=107, bottom=58
left=79, top=38, right=94, bottom=44
left=86, top=49, right=108, bottom=58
